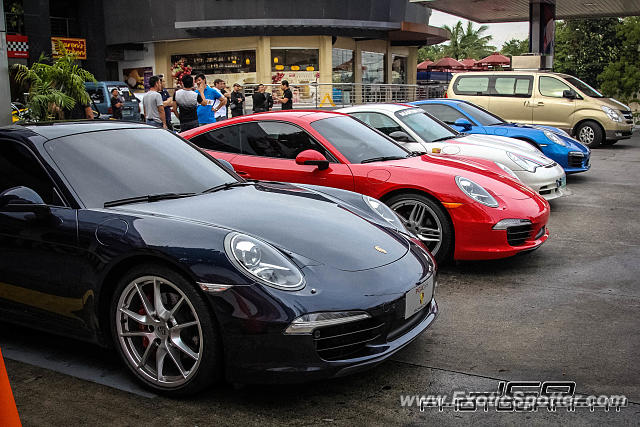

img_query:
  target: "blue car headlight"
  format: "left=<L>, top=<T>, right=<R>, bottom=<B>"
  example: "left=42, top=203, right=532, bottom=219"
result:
left=363, top=195, right=407, bottom=232
left=224, top=232, right=305, bottom=291
left=543, top=130, right=568, bottom=147
left=455, top=176, right=499, bottom=207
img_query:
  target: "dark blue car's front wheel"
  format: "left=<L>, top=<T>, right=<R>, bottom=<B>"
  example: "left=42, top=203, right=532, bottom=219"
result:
left=110, top=264, right=222, bottom=396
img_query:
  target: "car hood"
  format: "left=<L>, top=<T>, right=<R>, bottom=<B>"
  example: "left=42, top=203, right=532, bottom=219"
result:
left=448, top=134, right=554, bottom=166
left=110, top=182, right=409, bottom=272
left=383, top=154, right=537, bottom=200
left=600, top=98, right=630, bottom=111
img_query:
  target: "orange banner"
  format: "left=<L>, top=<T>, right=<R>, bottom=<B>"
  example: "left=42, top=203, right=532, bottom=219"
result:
left=51, top=37, right=87, bottom=60
left=0, top=348, right=21, bottom=426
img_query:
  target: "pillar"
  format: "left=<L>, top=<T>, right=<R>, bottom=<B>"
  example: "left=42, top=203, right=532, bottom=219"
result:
left=407, top=47, right=418, bottom=85
left=529, top=0, right=555, bottom=69
left=23, top=0, right=51, bottom=67
left=353, top=44, right=363, bottom=104
left=256, top=36, right=271, bottom=85
left=0, top=1, right=11, bottom=124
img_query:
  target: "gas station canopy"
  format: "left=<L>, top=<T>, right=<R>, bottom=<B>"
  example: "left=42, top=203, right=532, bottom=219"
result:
left=410, top=0, right=640, bottom=23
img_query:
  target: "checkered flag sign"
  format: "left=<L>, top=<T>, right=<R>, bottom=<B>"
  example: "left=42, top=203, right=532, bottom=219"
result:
left=6, top=35, right=29, bottom=59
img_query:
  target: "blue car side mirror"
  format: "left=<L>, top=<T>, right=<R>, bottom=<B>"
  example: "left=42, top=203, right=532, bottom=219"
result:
left=454, top=118, right=473, bottom=131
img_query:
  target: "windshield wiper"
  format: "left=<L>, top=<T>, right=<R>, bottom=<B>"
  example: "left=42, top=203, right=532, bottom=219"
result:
left=361, top=156, right=407, bottom=164
left=104, top=192, right=197, bottom=208
left=431, top=136, right=457, bottom=142
left=202, top=181, right=252, bottom=194
left=408, top=151, right=427, bottom=157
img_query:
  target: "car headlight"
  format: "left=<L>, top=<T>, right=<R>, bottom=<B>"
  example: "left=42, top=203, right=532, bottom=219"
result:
left=601, top=105, right=623, bottom=123
left=507, top=152, right=542, bottom=172
left=363, top=195, right=406, bottom=231
left=284, top=311, right=371, bottom=335
left=455, top=176, right=499, bottom=207
left=494, top=162, right=521, bottom=181
left=224, top=232, right=305, bottom=291
left=543, top=130, right=568, bottom=147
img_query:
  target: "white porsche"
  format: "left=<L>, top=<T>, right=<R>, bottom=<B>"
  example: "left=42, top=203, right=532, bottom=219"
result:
left=338, top=104, right=567, bottom=200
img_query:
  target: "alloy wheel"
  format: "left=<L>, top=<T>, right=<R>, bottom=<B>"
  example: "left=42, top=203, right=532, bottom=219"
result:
left=578, top=126, right=595, bottom=144
left=116, top=276, right=203, bottom=388
left=389, top=199, right=443, bottom=255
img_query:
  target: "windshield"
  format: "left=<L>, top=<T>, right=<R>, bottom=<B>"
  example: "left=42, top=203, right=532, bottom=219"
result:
left=45, top=128, right=237, bottom=208
left=310, top=116, right=409, bottom=164
left=395, top=109, right=457, bottom=142
left=457, top=102, right=505, bottom=126
left=108, top=86, right=136, bottom=102
left=564, top=76, right=604, bottom=98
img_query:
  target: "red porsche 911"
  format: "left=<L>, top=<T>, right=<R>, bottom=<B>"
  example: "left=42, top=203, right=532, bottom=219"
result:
left=181, top=111, right=550, bottom=263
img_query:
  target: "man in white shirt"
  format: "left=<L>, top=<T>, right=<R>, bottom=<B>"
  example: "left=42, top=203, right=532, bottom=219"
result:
left=213, top=79, right=229, bottom=121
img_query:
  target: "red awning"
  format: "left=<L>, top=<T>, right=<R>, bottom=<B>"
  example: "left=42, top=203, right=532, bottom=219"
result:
left=417, top=60, right=434, bottom=70
left=429, top=57, right=464, bottom=69
left=476, top=52, right=510, bottom=66
left=460, top=58, right=476, bottom=68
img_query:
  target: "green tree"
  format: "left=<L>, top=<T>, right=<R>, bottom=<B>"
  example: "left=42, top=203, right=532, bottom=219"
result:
left=12, top=41, right=96, bottom=121
left=418, top=20, right=495, bottom=62
left=598, top=17, right=640, bottom=105
left=554, top=18, right=620, bottom=87
left=501, top=38, right=529, bottom=57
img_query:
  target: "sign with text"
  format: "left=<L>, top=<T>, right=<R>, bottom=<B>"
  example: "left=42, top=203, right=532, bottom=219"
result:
left=6, top=34, right=28, bottom=58
left=51, top=37, right=87, bottom=60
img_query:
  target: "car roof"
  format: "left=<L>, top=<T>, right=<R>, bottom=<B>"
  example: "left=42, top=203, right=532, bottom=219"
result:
left=14, top=120, right=155, bottom=140
left=412, top=99, right=462, bottom=106
left=337, top=103, right=414, bottom=114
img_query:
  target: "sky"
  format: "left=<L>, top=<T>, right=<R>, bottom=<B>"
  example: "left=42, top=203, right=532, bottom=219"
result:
left=429, top=10, right=529, bottom=49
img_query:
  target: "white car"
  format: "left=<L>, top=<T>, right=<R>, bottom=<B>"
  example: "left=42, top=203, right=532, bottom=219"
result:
left=338, top=104, right=567, bottom=200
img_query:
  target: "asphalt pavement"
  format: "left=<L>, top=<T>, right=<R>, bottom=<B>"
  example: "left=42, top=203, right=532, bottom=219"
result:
left=2, top=135, right=640, bottom=426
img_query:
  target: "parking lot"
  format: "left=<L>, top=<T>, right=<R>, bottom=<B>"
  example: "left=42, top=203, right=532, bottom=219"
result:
left=2, top=135, right=640, bottom=425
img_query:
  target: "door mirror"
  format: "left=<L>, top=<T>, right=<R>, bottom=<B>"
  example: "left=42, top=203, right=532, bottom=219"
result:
left=0, top=186, right=49, bottom=213
left=453, top=118, right=473, bottom=131
left=563, top=89, right=577, bottom=99
left=388, top=131, right=415, bottom=143
left=295, top=149, right=330, bottom=170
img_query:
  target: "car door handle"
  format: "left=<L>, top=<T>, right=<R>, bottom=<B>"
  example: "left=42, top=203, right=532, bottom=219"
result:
left=537, top=101, right=544, bottom=106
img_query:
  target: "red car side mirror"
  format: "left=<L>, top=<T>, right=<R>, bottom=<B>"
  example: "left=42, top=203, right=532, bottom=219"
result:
left=295, top=149, right=329, bottom=170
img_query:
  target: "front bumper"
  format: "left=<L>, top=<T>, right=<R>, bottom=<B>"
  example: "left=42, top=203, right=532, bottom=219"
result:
left=449, top=194, right=550, bottom=260
left=604, top=123, right=633, bottom=140
left=514, top=163, right=567, bottom=201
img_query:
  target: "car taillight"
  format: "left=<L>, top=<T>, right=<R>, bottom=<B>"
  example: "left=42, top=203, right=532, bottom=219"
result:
left=108, top=107, right=113, bottom=114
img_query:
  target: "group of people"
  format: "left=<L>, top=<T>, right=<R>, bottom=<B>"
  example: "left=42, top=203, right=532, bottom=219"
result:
left=139, top=75, right=294, bottom=131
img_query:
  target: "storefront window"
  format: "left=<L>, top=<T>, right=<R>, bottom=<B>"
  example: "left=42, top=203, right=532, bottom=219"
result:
left=392, top=55, right=407, bottom=84
left=332, top=48, right=354, bottom=83
left=171, top=51, right=256, bottom=76
left=362, top=51, right=385, bottom=84
left=271, top=49, right=319, bottom=72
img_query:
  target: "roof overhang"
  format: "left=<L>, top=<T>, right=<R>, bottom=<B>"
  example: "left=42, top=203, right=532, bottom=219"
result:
left=410, top=0, right=640, bottom=23
left=175, top=19, right=448, bottom=45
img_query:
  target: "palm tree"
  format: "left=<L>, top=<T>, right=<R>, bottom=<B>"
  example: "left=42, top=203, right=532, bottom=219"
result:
left=12, top=41, right=96, bottom=121
left=501, top=38, right=529, bottom=57
left=439, top=21, right=496, bottom=60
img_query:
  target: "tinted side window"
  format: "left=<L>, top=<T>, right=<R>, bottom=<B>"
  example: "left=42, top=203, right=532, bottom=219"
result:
left=0, top=141, right=61, bottom=205
left=87, top=87, right=105, bottom=103
left=240, top=121, right=331, bottom=160
left=492, top=76, right=533, bottom=97
left=350, top=112, right=403, bottom=136
left=539, top=76, right=572, bottom=98
left=190, top=126, right=241, bottom=153
left=453, top=76, right=490, bottom=95
left=418, top=104, right=466, bottom=125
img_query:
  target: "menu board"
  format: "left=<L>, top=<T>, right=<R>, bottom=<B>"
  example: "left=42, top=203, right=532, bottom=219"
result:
left=172, top=50, right=256, bottom=76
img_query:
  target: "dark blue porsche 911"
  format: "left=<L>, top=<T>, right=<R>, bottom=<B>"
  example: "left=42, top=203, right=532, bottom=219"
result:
left=0, top=121, right=437, bottom=396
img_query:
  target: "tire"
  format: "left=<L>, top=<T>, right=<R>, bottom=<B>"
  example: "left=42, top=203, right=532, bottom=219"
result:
left=386, top=193, right=453, bottom=265
left=575, top=121, right=603, bottom=148
left=110, top=263, right=221, bottom=396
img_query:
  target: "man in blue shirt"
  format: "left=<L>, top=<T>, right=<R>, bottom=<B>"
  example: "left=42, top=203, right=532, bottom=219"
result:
left=195, top=74, right=225, bottom=125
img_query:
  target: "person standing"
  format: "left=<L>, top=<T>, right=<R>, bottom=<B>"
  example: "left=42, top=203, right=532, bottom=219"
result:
left=229, top=83, right=245, bottom=117
left=142, top=75, right=167, bottom=128
left=159, top=75, right=174, bottom=130
left=110, top=88, right=123, bottom=120
left=213, top=79, right=228, bottom=121
left=172, top=74, right=202, bottom=132
left=276, top=80, right=293, bottom=110
left=252, top=84, right=268, bottom=113
left=195, top=74, right=224, bottom=125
